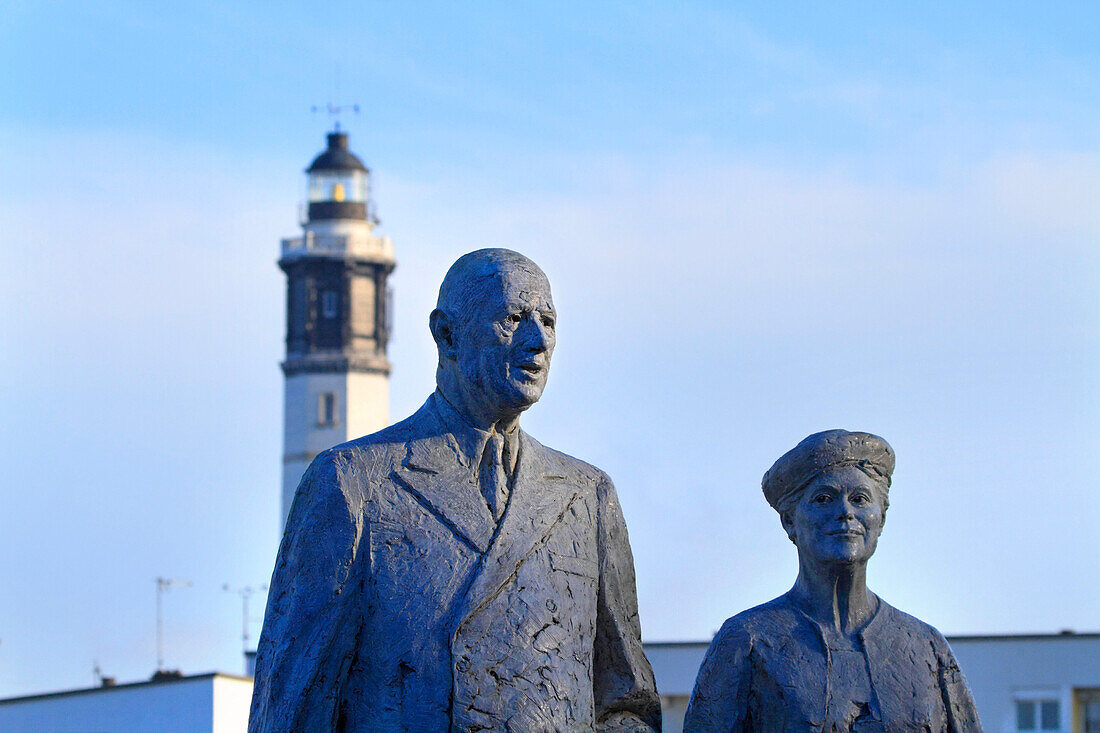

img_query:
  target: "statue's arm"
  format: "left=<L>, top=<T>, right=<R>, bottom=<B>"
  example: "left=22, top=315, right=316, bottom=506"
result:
left=683, top=619, right=752, bottom=733
left=936, top=636, right=984, bottom=733
left=248, top=452, right=364, bottom=733
left=593, top=474, right=663, bottom=732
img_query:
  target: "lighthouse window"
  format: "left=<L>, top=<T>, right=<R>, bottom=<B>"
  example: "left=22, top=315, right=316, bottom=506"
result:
left=318, top=392, right=337, bottom=427
left=308, top=171, right=367, bottom=203
left=321, top=291, right=338, bottom=318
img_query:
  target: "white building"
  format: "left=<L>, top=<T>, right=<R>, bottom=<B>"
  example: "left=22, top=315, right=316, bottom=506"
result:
left=0, top=673, right=252, bottom=733
left=5, top=633, right=1097, bottom=732
left=646, top=642, right=709, bottom=731
left=649, top=632, right=1100, bottom=733
left=950, top=632, right=1100, bottom=733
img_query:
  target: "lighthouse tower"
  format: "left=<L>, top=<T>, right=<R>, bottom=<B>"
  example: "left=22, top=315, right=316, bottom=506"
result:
left=278, top=129, right=395, bottom=526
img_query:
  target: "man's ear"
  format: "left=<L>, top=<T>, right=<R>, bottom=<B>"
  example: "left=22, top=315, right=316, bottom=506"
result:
left=429, top=309, right=458, bottom=361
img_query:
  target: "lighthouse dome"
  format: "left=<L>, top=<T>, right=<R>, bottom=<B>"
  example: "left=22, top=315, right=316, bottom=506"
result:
left=306, top=132, right=368, bottom=173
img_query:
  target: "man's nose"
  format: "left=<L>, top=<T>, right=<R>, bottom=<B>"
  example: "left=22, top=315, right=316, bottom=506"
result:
left=522, top=317, right=554, bottom=352
left=836, top=497, right=856, bottom=519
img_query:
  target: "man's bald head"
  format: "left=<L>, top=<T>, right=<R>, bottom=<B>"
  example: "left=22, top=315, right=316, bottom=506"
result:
left=435, top=248, right=549, bottom=321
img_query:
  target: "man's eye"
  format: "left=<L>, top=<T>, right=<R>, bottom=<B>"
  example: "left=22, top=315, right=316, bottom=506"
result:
left=508, top=314, right=522, bottom=323
left=813, top=494, right=831, bottom=504
left=541, top=316, right=555, bottom=329
left=851, top=494, right=869, bottom=505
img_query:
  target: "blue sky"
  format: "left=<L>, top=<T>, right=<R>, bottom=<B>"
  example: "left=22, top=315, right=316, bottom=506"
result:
left=2, top=1, right=1098, bottom=697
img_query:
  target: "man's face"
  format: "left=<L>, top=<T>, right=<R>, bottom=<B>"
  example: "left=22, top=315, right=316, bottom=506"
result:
left=453, top=265, right=556, bottom=422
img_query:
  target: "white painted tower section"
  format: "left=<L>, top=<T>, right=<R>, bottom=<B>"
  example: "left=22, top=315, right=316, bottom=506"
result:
left=279, top=131, right=395, bottom=528
left=280, top=372, right=391, bottom=518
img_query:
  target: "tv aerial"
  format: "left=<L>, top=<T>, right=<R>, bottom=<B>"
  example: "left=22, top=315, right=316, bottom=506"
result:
left=312, top=102, right=360, bottom=132
left=155, top=577, right=192, bottom=672
left=223, top=583, right=269, bottom=660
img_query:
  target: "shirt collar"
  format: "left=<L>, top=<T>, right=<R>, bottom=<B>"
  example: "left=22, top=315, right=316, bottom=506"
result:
left=430, top=390, right=520, bottom=473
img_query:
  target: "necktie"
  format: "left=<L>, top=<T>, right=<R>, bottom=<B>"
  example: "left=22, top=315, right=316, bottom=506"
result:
left=479, top=433, right=509, bottom=522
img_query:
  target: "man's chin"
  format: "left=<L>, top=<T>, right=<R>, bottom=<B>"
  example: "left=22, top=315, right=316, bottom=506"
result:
left=503, top=381, right=545, bottom=410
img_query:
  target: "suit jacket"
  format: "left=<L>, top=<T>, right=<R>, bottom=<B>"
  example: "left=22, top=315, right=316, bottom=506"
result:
left=683, top=594, right=982, bottom=732
left=249, top=393, right=661, bottom=732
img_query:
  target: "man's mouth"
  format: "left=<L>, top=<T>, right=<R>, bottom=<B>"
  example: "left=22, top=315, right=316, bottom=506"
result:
left=828, top=528, right=863, bottom=537
left=516, top=363, right=543, bottom=374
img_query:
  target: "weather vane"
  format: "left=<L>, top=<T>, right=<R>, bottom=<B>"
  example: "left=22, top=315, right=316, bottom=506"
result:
left=312, top=102, right=360, bottom=132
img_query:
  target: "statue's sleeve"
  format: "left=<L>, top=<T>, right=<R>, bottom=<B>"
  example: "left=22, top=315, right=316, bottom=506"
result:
left=593, top=473, right=663, bottom=732
left=248, top=451, right=364, bottom=732
left=936, top=635, right=984, bottom=733
left=683, top=618, right=752, bottom=733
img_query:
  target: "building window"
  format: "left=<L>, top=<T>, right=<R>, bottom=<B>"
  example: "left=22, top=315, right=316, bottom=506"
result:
left=1087, top=701, right=1100, bottom=733
left=321, top=290, right=338, bottom=319
left=1015, top=698, right=1060, bottom=731
left=1078, top=689, right=1100, bottom=733
left=318, top=392, right=337, bottom=427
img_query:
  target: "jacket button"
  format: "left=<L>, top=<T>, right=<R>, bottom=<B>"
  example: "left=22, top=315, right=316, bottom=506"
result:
left=545, top=599, right=557, bottom=612
left=456, top=657, right=470, bottom=672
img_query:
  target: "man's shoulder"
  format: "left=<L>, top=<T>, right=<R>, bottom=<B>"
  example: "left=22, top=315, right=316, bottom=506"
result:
left=322, top=400, right=436, bottom=462
left=521, top=431, right=610, bottom=486
left=296, top=405, right=440, bottom=516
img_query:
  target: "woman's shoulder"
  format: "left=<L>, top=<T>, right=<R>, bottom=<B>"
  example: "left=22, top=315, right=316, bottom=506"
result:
left=695, top=594, right=811, bottom=697
left=712, top=593, right=806, bottom=644
left=693, top=599, right=796, bottom=694
left=870, top=598, right=953, bottom=651
left=689, top=602, right=794, bottom=729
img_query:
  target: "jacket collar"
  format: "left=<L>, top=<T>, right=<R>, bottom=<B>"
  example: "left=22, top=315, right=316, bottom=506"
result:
left=394, top=396, right=495, bottom=553
left=429, top=390, right=520, bottom=476
left=394, top=394, right=576, bottom=563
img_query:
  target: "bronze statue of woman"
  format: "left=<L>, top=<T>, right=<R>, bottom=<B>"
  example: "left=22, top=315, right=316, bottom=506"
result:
left=684, top=430, right=982, bottom=732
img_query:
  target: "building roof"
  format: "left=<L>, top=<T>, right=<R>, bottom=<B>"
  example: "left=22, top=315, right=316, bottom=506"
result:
left=0, top=672, right=252, bottom=706
left=306, top=132, right=368, bottom=173
left=643, top=630, right=1100, bottom=647
left=946, top=630, right=1100, bottom=643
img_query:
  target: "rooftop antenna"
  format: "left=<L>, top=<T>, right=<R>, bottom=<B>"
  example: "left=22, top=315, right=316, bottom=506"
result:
left=155, top=577, right=192, bottom=672
left=223, top=584, right=268, bottom=665
left=93, top=660, right=116, bottom=688
left=311, top=102, right=360, bottom=133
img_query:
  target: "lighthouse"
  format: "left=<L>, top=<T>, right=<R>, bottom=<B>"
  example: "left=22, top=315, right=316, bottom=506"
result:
left=278, top=130, right=395, bottom=527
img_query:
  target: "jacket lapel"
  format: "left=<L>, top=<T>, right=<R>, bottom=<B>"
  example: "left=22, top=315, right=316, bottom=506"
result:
left=455, top=431, right=580, bottom=630
left=860, top=600, right=919, bottom=727
left=392, top=428, right=497, bottom=555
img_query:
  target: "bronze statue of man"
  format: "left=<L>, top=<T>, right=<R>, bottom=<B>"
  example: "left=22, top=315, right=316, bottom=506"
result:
left=249, top=249, right=661, bottom=732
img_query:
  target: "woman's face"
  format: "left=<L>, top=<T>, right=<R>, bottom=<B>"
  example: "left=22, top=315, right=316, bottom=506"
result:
left=783, top=465, right=886, bottom=567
